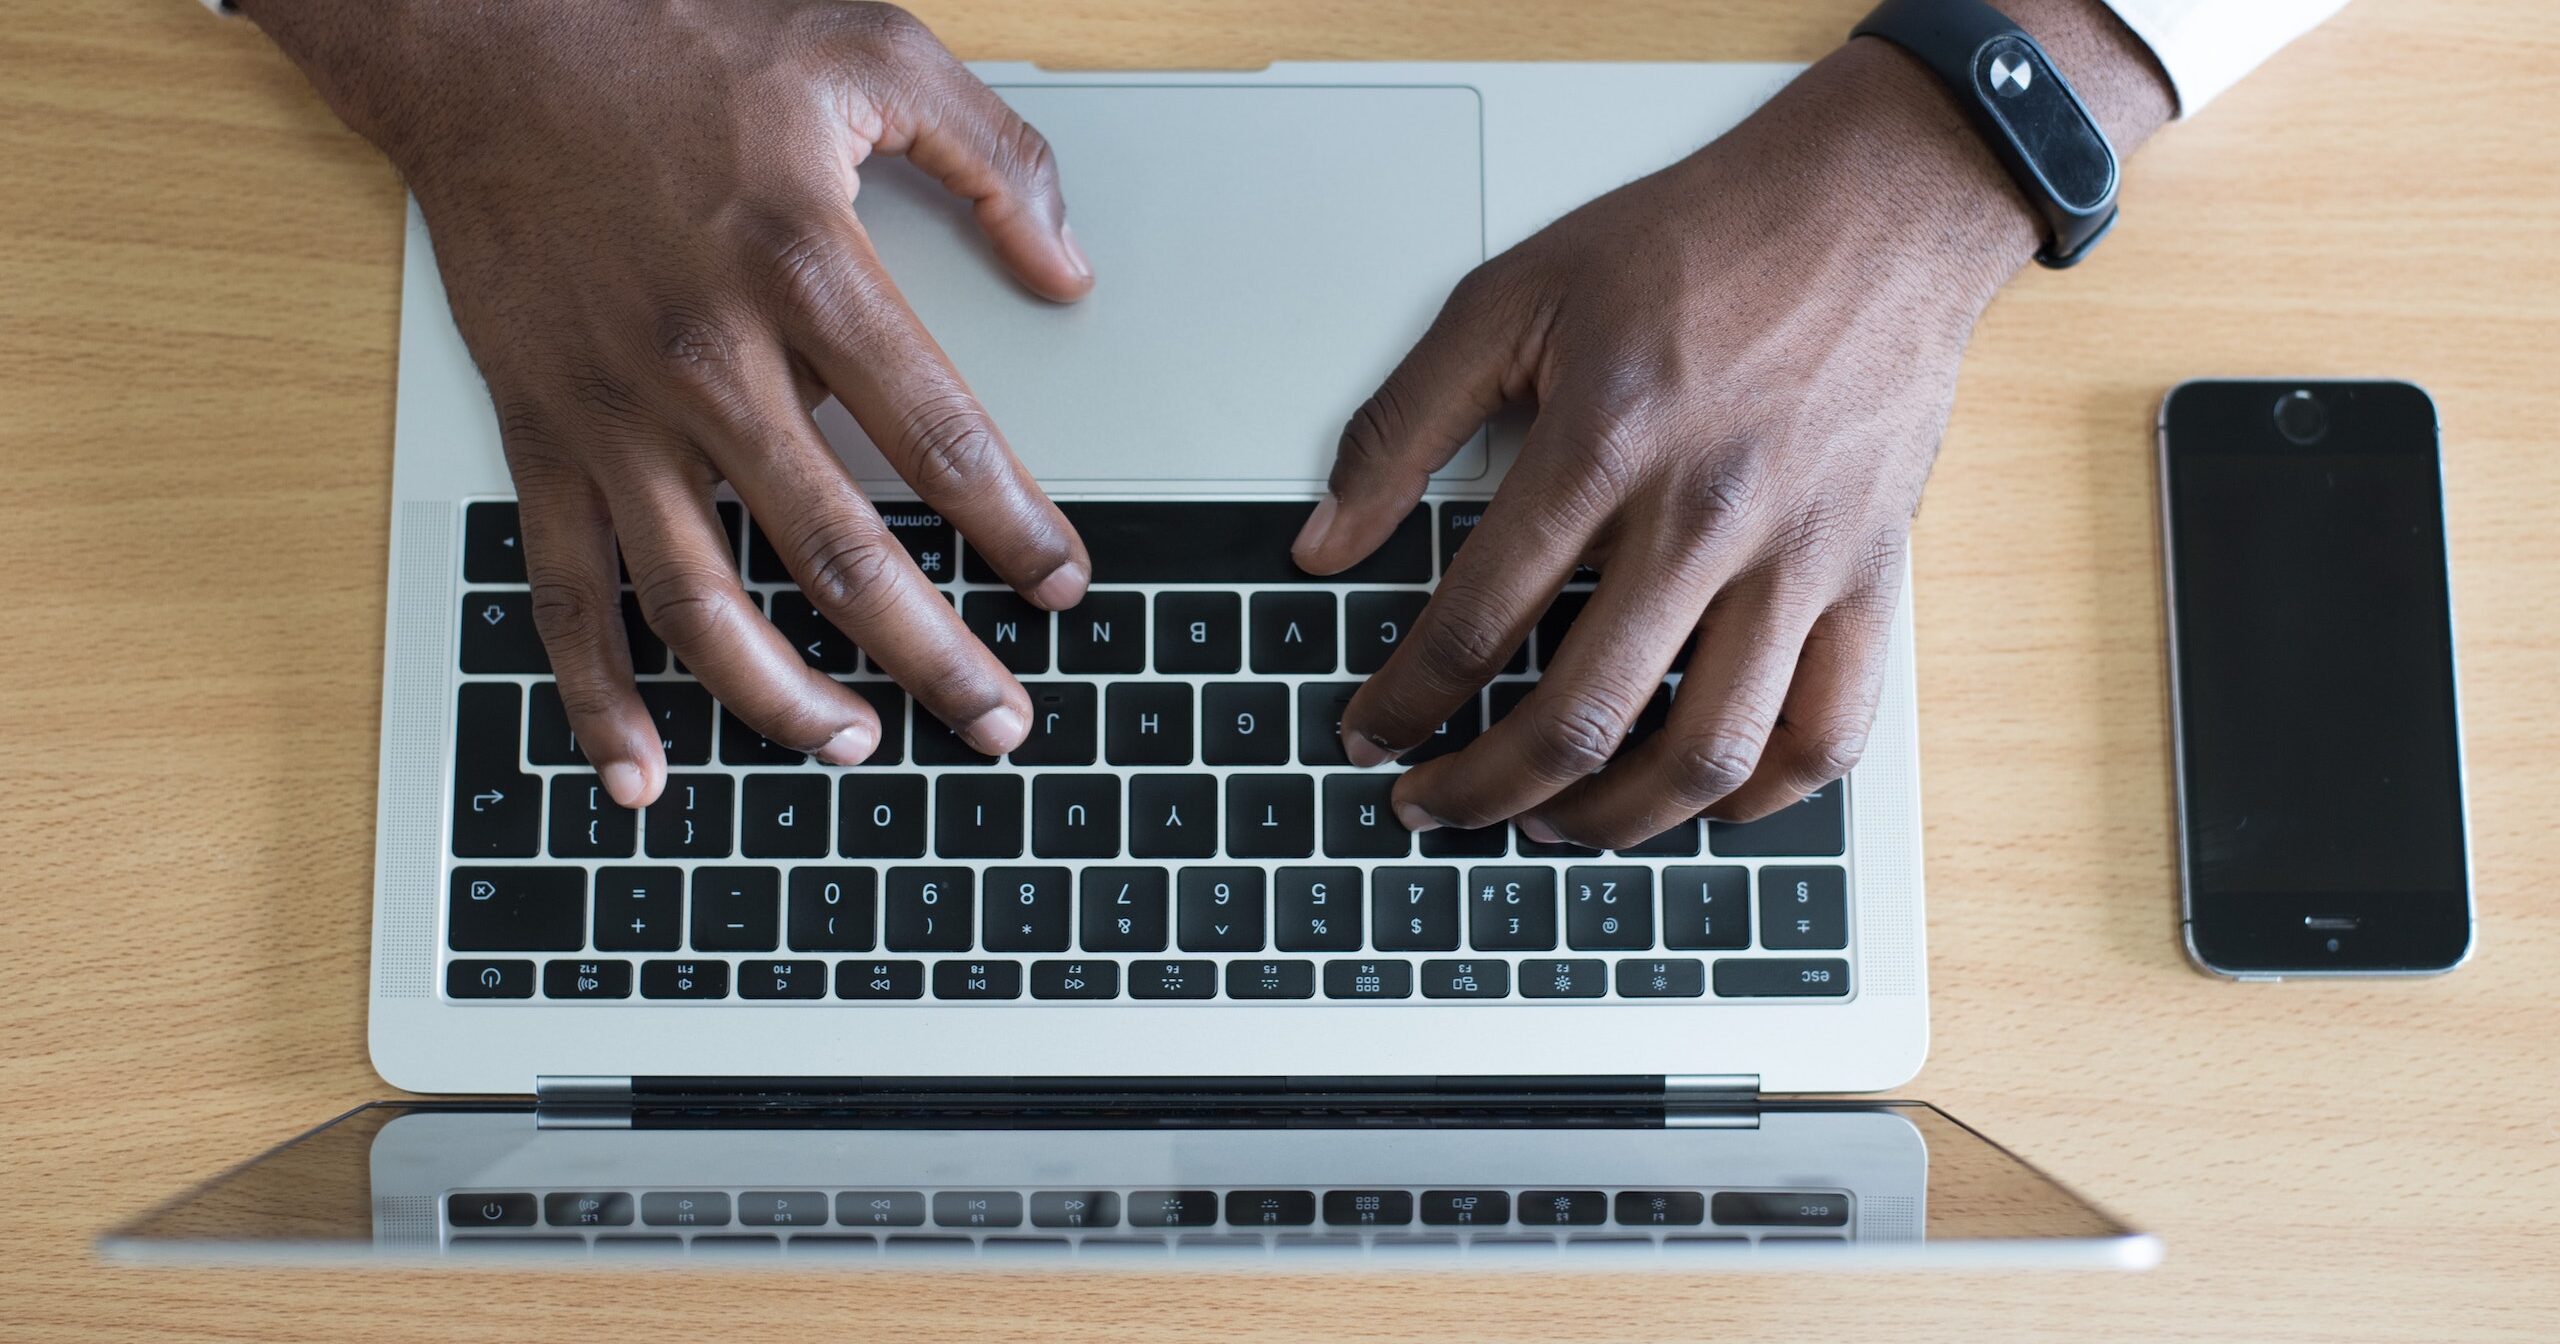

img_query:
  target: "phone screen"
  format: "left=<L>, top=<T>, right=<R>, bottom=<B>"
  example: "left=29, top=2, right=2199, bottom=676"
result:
left=2161, top=381, right=2470, bottom=972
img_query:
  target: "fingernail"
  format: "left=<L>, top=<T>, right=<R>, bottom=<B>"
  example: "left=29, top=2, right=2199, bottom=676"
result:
left=1518, top=815, right=1564, bottom=845
left=599, top=761, right=648, bottom=809
left=1292, top=493, right=1339, bottom=560
left=814, top=722, right=876, bottom=767
left=1393, top=802, right=1442, bottom=834
left=1060, top=223, right=1091, bottom=280
left=963, top=703, right=1029, bottom=756
left=1343, top=729, right=1399, bottom=769
left=1028, top=560, right=1087, bottom=611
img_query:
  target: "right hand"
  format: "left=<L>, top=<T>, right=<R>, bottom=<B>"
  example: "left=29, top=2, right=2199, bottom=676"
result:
left=243, top=0, right=1097, bottom=806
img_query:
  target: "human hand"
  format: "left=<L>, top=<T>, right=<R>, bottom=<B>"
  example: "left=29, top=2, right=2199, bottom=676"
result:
left=244, top=0, right=1094, bottom=806
left=1295, top=24, right=2165, bottom=847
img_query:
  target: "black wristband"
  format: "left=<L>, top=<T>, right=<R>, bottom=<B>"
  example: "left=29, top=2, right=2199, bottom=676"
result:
left=1852, top=0, right=2121, bottom=268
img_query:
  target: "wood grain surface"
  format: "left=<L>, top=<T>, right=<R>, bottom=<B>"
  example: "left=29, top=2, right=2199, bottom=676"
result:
left=4, top=1, right=2555, bottom=1340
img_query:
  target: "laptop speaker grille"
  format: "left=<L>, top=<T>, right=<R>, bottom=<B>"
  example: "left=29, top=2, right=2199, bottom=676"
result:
left=373, top=501, right=452, bottom=999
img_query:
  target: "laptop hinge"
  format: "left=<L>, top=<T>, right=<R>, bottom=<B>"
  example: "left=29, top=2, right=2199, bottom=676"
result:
left=535, top=1075, right=635, bottom=1129
left=1662, top=1074, right=1762, bottom=1128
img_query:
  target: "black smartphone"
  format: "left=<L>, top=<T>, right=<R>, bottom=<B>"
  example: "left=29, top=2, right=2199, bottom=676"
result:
left=2157, top=380, right=2473, bottom=978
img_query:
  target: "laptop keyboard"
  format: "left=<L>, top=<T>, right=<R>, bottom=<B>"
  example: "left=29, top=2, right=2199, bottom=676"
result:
left=443, top=498, right=1853, bottom=1004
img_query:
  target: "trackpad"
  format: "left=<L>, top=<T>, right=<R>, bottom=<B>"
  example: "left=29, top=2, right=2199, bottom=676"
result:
left=818, top=84, right=1487, bottom=487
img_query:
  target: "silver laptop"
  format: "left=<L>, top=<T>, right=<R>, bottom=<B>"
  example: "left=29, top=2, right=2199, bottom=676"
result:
left=89, top=60, right=2154, bottom=1269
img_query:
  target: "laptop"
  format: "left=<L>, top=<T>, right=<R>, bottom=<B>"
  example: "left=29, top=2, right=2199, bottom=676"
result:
left=105, top=62, right=2152, bottom=1270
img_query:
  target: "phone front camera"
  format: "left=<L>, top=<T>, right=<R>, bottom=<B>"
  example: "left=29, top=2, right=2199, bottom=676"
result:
left=2273, top=389, right=2329, bottom=445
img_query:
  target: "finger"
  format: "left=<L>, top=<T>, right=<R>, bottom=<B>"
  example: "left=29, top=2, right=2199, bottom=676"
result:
left=512, top=453, right=662, bottom=809
left=1710, top=578, right=1897, bottom=821
left=863, top=13, right=1091, bottom=301
left=608, top=466, right=883, bottom=765
left=1295, top=269, right=1527, bottom=575
left=709, top=365, right=1033, bottom=756
left=1335, top=426, right=1601, bottom=769
left=777, top=220, right=1090, bottom=610
left=1523, top=574, right=1824, bottom=847
left=1391, top=523, right=1726, bottom=834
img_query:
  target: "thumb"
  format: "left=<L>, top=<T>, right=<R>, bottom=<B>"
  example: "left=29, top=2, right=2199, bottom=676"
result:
left=1294, top=272, right=1522, bottom=574
left=875, top=33, right=1092, bottom=302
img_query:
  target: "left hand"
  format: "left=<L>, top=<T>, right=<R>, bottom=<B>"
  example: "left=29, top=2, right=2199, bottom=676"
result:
left=1289, top=39, right=2045, bottom=847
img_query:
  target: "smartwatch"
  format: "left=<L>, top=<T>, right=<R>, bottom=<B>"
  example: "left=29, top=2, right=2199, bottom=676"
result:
left=1852, top=0, right=2121, bottom=268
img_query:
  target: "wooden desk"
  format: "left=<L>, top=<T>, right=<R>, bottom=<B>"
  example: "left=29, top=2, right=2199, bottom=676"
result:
left=4, top=1, right=2554, bottom=1339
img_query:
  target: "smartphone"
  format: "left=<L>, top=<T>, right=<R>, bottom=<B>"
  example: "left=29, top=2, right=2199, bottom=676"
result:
left=2157, top=380, right=2473, bottom=979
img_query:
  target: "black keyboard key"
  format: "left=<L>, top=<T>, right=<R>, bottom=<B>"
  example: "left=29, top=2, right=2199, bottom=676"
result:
left=1323, top=958, right=1412, bottom=999
left=932, top=958, right=1022, bottom=999
left=1709, top=782, right=1847, bottom=858
left=1013, top=682, right=1098, bottom=765
left=449, top=1191, right=537, bottom=1227
left=549, top=773, right=637, bottom=858
left=640, top=958, right=730, bottom=999
left=1199, top=682, right=1290, bottom=766
left=1371, top=866, right=1461, bottom=951
left=1127, top=775, right=1217, bottom=858
left=1226, top=958, right=1315, bottom=999
left=1714, top=958, right=1850, bottom=997
left=835, top=1191, right=926, bottom=1227
left=718, top=706, right=807, bottom=766
left=645, top=773, right=733, bottom=858
left=1030, top=1192, right=1120, bottom=1228
left=542, top=958, right=632, bottom=999
left=463, top=502, right=527, bottom=583
left=1344, top=591, right=1426, bottom=675
left=714, top=500, right=745, bottom=568
left=1615, top=1191, right=1706, bottom=1226
left=878, top=506, right=956, bottom=582
left=1517, top=826, right=1602, bottom=860
left=637, top=681, right=713, bottom=765
left=1153, top=592, right=1241, bottom=673
left=526, top=682, right=583, bottom=766
left=460, top=590, right=549, bottom=674
left=931, top=1191, right=1025, bottom=1228
left=767, top=591, right=861, bottom=673
left=620, top=591, right=668, bottom=673
left=741, top=774, right=830, bottom=858
left=1519, top=1191, right=1606, bottom=1226
left=1249, top=591, right=1337, bottom=673
left=742, top=517, right=790, bottom=584
left=739, top=959, right=828, bottom=999
left=839, top=774, right=927, bottom=858
left=1295, top=682, right=1358, bottom=766
left=1323, top=1191, right=1414, bottom=1227
left=912, top=711, right=1000, bottom=766
left=1226, top=774, right=1314, bottom=859
left=787, top=867, right=877, bottom=952
left=1078, top=867, right=1169, bottom=951
left=1617, top=819, right=1703, bottom=857
left=1759, top=865, right=1849, bottom=949
left=966, top=502, right=1428, bottom=586
left=594, top=866, right=682, bottom=952
left=1104, top=683, right=1193, bottom=766
left=1662, top=866, right=1752, bottom=950
left=982, top=866, right=1073, bottom=952
left=1225, top=1191, right=1316, bottom=1227
left=934, top=774, right=1024, bottom=858
left=963, top=591, right=1051, bottom=673
left=1711, top=1192, right=1850, bottom=1227
left=1420, top=1191, right=1510, bottom=1226
left=447, top=959, right=534, bottom=998
left=1322, top=773, right=1410, bottom=858
left=543, top=1192, right=633, bottom=1227
left=837, top=958, right=925, bottom=999
left=1565, top=866, right=1654, bottom=950
left=1126, top=1190, right=1219, bottom=1228
left=1420, top=958, right=1510, bottom=998
left=1420, top=822, right=1509, bottom=859
left=449, top=867, right=584, bottom=951
left=1400, top=695, right=1485, bottom=766
left=1177, top=867, right=1266, bottom=952
left=1030, top=959, right=1120, bottom=999
left=1519, top=958, right=1607, bottom=998
left=1532, top=589, right=1591, bottom=669
left=1275, top=867, right=1362, bottom=951
left=689, top=867, right=779, bottom=951
left=1056, top=590, right=1145, bottom=673
left=1616, top=958, right=1706, bottom=998
left=1436, top=500, right=1484, bottom=571
left=1031, top=774, right=1120, bottom=858
left=453, top=683, right=538, bottom=858
left=884, top=868, right=973, bottom=951
left=840, top=682, right=908, bottom=766
left=1128, top=958, right=1217, bottom=999
left=1467, top=866, right=1558, bottom=951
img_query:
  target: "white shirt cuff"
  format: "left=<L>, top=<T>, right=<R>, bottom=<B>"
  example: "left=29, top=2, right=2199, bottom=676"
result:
left=2098, top=0, right=2351, bottom=114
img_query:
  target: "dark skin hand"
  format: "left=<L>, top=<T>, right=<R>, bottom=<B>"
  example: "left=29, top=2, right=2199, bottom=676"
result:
left=242, top=0, right=1097, bottom=809
left=1296, top=0, right=2174, bottom=846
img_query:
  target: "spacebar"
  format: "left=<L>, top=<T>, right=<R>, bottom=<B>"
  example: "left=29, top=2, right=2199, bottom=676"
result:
left=962, top=502, right=1432, bottom=585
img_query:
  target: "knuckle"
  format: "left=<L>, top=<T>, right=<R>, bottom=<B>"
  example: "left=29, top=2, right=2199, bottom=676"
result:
left=1678, top=459, right=1761, bottom=545
left=634, top=568, right=739, bottom=652
left=835, top=2, right=928, bottom=53
left=1667, top=730, right=1761, bottom=803
left=1335, top=386, right=1413, bottom=477
left=992, top=115, right=1060, bottom=194
left=793, top=520, right=907, bottom=625
left=526, top=578, right=607, bottom=653
left=896, top=393, right=1005, bottom=492
left=1407, top=587, right=1519, bottom=691
left=1519, top=687, right=1633, bottom=780
left=748, top=222, right=859, bottom=319
left=1792, top=716, right=1872, bottom=786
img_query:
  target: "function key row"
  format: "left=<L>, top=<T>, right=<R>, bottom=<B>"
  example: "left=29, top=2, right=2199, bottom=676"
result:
left=451, top=1186, right=1848, bottom=1232
left=448, top=864, right=1847, bottom=955
left=444, top=954, right=1852, bottom=1002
